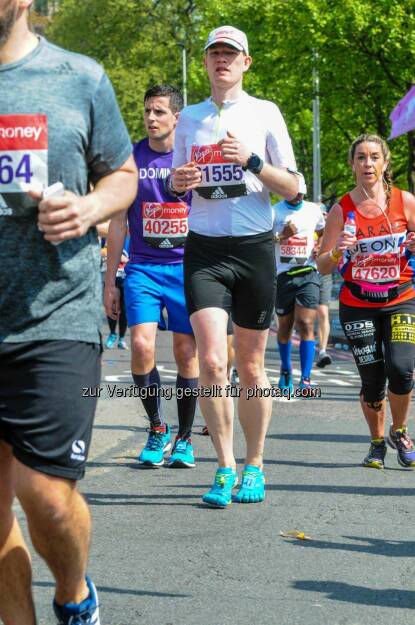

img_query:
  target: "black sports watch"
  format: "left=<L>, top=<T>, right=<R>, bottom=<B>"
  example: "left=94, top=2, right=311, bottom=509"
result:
left=243, top=153, right=264, bottom=175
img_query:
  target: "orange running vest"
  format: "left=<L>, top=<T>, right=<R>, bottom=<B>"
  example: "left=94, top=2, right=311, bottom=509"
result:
left=338, top=187, right=415, bottom=308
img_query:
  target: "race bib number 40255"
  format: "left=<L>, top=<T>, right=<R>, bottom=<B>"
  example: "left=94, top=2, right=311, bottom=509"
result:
left=0, top=114, right=48, bottom=217
left=142, top=202, right=189, bottom=249
left=191, top=144, right=247, bottom=200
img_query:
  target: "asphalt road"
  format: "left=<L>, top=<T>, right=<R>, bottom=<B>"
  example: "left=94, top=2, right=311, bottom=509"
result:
left=26, top=328, right=415, bottom=625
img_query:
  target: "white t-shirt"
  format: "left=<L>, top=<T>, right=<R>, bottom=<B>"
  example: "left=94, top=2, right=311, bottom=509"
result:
left=272, top=200, right=325, bottom=275
left=172, top=91, right=297, bottom=237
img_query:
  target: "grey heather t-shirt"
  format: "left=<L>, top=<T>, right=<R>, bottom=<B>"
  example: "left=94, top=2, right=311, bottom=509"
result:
left=0, top=37, right=132, bottom=343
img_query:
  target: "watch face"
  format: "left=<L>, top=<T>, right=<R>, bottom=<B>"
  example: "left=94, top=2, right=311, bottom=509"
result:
left=249, top=154, right=261, bottom=169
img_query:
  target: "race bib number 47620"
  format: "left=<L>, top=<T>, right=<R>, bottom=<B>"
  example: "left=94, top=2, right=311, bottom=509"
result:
left=191, top=143, right=247, bottom=200
left=0, top=114, right=48, bottom=217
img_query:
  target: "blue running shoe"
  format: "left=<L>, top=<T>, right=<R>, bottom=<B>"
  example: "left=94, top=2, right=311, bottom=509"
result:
left=104, top=333, right=117, bottom=349
left=387, top=426, right=415, bottom=468
left=298, top=377, right=314, bottom=398
left=53, top=576, right=100, bottom=624
left=234, top=465, right=265, bottom=503
left=278, top=368, right=293, bottom=395
left=362, top=439, right=386, bottom=469
left=117, top=337, right=128, bottom=350
left=202, top=468, right=238, bottom=508
left=168, top=436, right=195, bottom=468
left=138, top=425, right=171, bottom=466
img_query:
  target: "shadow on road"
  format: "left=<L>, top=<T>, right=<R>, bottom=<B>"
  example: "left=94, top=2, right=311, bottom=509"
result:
left=33, top=580, right=190, bottom=598
left=266, top=483, right=415, bottom=496
left=264, top=459, right=357, bottom=469
left=84, top=492, right=203, bottom=507
left=267, top=433, right=368, bottom=443
left=292, top=580, right=415, bottom=608
left=285, top=535, right=415, bottom=558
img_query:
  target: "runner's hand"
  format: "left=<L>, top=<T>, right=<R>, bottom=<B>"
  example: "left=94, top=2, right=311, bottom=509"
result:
left=171, top=162, right=202, bottom=193
left=335, top=231, right=356, bottom=252
left=405, top=231, right=415, bottom=253
left=104, top=284, right=121, bottom=320
left=218, top=131, right=250, bottom=166
left=29, top=188, right=92, bottom=242
left=280, top=221, right=297, bottom=239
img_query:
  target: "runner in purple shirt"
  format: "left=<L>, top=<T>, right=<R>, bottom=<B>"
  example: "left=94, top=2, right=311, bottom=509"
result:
left=104, top=85, right=198, bottom=468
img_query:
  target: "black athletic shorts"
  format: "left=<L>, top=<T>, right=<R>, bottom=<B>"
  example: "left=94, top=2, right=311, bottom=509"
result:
left=0, top=340, right=101, bottom=480
left=184, top=230, right=276, bottom=330
left=275, top=268, right=321, bottom=316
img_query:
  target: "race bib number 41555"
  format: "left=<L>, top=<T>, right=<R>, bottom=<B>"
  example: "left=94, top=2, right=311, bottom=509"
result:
left=191, top=144, right=247, bottom=200
left=0, top=114, right=48, bottom=217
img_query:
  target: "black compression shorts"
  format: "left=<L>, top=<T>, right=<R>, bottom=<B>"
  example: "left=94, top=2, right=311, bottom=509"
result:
left=184, top=230, right=276, bottom=330
left=339, top=299, right=415, bottom=402
left=0, top=340, right=101, bottom=480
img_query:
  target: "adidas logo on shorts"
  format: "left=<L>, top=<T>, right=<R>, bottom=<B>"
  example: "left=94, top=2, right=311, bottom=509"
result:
left=159, top=239, right=174, bottom=248
left=211, top=186, right=227, bottom=199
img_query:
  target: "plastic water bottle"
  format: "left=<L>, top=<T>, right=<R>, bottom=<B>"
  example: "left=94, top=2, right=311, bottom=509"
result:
left=344, top=211, right=356, bottom=236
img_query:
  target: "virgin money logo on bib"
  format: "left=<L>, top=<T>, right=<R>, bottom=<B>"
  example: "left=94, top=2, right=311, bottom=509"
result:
left=0, top=115, right=47, bottom=150
left=190, top=143, right=247, bottom=200
left=142, top=202, right=189, bottom=249
left=0, top=115, right=48, bottom=216
left=144, top=203, right=164, bottom=219
left=192, top=144, right=226, bottom=165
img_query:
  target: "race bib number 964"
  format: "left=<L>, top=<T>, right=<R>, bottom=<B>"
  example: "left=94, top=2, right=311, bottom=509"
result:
left=0, top=114, right=48, bottom=217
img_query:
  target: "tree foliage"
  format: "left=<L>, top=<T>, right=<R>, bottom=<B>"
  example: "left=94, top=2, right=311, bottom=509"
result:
left=47, top=0, right=415, bottom=200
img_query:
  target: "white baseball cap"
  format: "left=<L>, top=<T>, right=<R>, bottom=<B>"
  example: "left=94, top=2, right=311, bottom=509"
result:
left=204, top=26, right=249, bottom=55
left=298, top=174, right=307, bottom=195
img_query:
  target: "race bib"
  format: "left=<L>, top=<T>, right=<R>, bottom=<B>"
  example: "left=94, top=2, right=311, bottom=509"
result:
left=351, top=254, right=400, bottom=283
left=280, top=236, right=308, bottom=264
left=0, top=114, right=48, bottom=217
left=191, top=144, right=247, bottom=200
left=142, top=202, right=189, bottom=249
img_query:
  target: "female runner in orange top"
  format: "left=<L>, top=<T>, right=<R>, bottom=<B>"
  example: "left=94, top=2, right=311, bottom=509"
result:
left=318, top=134, right=415, bottom=469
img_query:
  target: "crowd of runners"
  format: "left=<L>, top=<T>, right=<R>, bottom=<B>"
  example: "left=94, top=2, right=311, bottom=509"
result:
left=1, top=2, right=415, bottom=624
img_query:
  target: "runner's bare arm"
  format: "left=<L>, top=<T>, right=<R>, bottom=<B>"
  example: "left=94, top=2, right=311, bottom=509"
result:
left=317, top=204, right=355, bottom=274
left=218, top=131, right=299, bottom=199
left=31, top=155, right=137, bottom=243
left=104, top=212, right=128, bottom=319
left=402, top=190, right=415, bottom=252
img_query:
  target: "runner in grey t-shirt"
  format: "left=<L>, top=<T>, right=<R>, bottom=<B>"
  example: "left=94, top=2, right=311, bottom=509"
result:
left=0, top=3, right=137, bottom=624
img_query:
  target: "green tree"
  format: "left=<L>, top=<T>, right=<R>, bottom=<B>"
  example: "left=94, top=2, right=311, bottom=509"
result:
left=200, top=0, right=415, bottom=197
left=47, top=0, right=203, bottom=139
left=47, top=0, right=415, bottom=198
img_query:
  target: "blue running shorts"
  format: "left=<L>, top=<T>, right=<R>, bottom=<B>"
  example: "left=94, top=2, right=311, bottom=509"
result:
left=124, top=262, right=193, bottom=335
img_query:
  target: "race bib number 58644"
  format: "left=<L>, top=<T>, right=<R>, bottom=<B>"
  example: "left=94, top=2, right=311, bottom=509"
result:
left=0, top=114, right=48, bottom=216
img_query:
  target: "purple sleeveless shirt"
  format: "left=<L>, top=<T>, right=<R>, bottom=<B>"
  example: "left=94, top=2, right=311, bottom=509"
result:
left=128, top=138, right=191, bottom=264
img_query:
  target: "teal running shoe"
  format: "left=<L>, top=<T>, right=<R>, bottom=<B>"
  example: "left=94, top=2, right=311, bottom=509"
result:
left=105, top=333, right=117, bottom=349
left=168, top=436, right=195, bottom=468
left=118, top=337, right=128, bottom=350
left=138, top=425, right=171, bottom=467
left=202, top=468, right=238, bottom=508
left=234, top=465, right=265, bottom=503
left=278, top=368, right=293, bottom=395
